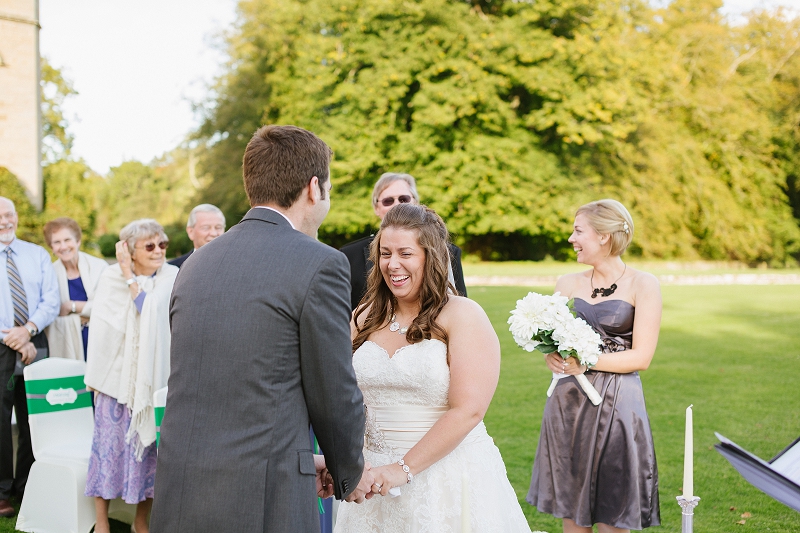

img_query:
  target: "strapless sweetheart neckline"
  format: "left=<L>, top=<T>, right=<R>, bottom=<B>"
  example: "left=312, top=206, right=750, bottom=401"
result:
left=338, top=335, right=533, bottom=532
left=363, top=338, right=446, bottom=359
left=574, top=297, right=634, bottom=308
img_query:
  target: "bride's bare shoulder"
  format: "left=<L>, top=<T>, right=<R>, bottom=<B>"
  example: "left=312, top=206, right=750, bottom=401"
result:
left=439, top=295, right=490, bottom=325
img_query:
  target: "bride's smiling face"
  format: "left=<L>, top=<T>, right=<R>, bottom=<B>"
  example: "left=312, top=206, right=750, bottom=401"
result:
left=379, top=227, right=426, bottom=302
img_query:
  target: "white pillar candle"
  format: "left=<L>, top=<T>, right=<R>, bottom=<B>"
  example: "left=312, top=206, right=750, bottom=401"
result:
left=683, top=404, right=694, bottom=499
left=462, top=472, right=471, bottom=533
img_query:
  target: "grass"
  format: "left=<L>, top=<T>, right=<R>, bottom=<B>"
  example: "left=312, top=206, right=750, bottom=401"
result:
left=3, top=283, right=798, bottom=532
left=477, top=284, right=800, bottom=532
left=462, top=260, right=800, bottom=278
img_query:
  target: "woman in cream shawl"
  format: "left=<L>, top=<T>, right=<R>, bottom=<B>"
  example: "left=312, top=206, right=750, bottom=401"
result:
left=43, top=218, right=108, bottom=361
left=84, top=219, right=178, bottom=533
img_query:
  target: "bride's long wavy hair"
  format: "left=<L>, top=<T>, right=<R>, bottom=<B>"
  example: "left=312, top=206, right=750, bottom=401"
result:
left=352, top=204, right=456, bottom=359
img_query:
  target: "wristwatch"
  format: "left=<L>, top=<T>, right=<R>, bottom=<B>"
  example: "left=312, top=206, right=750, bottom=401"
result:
left=25, top=325, right=38, bottom=337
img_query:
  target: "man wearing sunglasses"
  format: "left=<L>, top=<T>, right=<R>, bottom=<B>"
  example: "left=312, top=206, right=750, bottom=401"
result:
left=168, top=204, right=226, bottom=268
left=340, top=173, right=467, bottom=311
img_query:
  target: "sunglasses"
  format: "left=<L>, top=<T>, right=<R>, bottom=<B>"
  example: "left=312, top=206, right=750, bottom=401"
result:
left=379, top=195, right=412, bottom=207
left=139, top=241, right=169, bottom=252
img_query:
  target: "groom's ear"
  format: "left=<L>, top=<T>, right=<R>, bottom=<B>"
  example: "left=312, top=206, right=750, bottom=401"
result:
left=306, top=176, right=321, bottom=204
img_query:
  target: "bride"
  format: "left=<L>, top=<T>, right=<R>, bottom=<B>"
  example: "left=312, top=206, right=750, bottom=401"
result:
left=334, top=204, right=532, bottom=533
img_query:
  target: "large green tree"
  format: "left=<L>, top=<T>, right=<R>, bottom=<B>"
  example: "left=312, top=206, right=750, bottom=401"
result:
left=41, top=57, right=77, bottom=163
left=196, top=0, right=800, bottom=261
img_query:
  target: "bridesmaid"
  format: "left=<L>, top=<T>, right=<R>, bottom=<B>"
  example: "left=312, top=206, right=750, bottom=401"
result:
left=527, top=199, right=662, bottom=533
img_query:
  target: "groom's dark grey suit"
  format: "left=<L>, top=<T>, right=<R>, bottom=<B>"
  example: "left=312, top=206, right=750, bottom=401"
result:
left=151, top=207, right=365, bottom=532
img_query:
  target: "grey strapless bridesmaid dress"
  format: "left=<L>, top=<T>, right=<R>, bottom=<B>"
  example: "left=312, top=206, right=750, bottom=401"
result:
left=526, top=298, right=660, bottom=530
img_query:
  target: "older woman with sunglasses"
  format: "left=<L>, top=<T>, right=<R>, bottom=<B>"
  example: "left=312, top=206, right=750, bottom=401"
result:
left=340, top=173, right=467, bottom=311
left=84, top=219, right=178, bottom=533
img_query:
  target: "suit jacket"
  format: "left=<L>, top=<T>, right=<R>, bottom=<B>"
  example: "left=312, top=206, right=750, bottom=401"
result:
left=340, top=235, right=468, bottom=311
left=151, top=208, right=366, bottom=533
left=167, top=250, right=192, bottom=268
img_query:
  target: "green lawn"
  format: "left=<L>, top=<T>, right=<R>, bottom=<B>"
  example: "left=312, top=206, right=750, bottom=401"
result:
left=463, top=260, right=800, bottom=278
left=477, top=284, right=800, bottom=532
left=3, top=284, right=798, bottom=532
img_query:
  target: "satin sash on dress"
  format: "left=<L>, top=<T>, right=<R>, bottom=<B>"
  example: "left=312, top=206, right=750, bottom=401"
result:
left=365, top=404, right=490, bottom=456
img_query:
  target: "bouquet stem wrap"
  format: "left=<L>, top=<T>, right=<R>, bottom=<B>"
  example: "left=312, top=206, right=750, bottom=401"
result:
left=546, top=372, right=602, bottom=405
left=508, top=292, right=603, bottom=407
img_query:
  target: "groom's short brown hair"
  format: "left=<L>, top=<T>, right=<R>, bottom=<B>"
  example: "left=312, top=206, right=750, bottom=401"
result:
left=243, top=125, right=333, bottom=208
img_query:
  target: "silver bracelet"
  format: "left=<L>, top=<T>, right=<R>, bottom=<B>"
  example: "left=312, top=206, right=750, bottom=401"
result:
left=71, top=301, right=77, bottom=313
left=397, top=459, right=413, bottom=484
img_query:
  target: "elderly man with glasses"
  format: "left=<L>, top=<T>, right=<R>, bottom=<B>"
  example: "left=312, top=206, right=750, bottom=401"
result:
left=340, top=173, right=467, bottom=311
left=0, top=196, right=60, bottom=516
left=168, top=204, right=226, bottom=269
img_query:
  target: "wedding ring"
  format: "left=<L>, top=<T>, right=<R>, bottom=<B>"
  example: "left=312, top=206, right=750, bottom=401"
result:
left=372, top=483, right=382, bottom=493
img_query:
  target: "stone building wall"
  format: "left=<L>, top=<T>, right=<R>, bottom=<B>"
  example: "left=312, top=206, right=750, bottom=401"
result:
left=0, top=0, right=42, bottom=209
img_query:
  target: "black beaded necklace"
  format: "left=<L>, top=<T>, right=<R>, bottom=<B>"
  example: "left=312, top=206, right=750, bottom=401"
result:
left=590, top=264, right=627, bottom=298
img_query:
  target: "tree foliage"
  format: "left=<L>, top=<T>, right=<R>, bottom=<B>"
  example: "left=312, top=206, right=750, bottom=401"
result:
left=35, top=60, right=200, bottom=255
left=41, top=57, right=77, bottom=163
left=0, top=167, right=41, bottom=244
left=194, top=0, right=800, bottom=263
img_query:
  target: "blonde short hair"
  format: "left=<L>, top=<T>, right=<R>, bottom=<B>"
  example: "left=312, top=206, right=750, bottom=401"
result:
left=575, top=199, right=634, bottom=256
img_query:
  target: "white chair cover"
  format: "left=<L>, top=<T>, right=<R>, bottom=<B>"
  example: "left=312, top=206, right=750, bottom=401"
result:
left=16, top=358, right=135, bottom=532
left=16, top=358, right=95, bottom=533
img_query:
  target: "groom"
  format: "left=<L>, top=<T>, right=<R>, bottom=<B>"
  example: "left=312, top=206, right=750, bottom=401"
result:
left=151, top=125, right=372, bottom=532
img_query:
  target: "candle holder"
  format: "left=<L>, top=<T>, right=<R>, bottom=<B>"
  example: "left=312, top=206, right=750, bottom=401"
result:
left=676, top=495, right=700, bottom=533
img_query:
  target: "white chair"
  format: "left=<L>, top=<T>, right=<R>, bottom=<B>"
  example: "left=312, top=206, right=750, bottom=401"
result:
left=153, top=386, right=168, bottom=450
left=16, top=358, right=96, bottom=533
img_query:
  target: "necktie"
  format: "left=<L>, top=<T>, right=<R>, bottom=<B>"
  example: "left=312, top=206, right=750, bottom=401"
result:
left=5, top=249, right=29, bottom=327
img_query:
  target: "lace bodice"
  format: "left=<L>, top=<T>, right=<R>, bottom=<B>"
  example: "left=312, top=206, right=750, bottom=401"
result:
left=353, top=339, right=450, bottom=407
left=338, top=339, right=535, bottom=533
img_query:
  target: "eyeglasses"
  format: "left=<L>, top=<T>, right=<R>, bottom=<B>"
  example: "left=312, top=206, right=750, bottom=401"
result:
left=139, top=241, right=169, bottom=252
left=379, top=195, right=412, bottom=207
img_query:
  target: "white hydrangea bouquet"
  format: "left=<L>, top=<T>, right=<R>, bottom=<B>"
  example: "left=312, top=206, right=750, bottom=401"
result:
left=508, top=292, right=603, bottom=406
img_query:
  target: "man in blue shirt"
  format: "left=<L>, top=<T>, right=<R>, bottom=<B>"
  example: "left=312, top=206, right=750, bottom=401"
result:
left=0, top=196, right=59, bottom=516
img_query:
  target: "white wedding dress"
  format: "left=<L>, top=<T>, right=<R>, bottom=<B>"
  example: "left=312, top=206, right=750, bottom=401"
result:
left=334, top=339, right=532, bottom=533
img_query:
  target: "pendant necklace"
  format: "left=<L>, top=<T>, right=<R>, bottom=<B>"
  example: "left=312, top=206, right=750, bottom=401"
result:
left=590, top=263, right=627, bottom=298
left=389, top=313, right=409, bottom=335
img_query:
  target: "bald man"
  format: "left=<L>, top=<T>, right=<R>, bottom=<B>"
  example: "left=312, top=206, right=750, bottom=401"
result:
left=0, top=197, right=59, bottom=516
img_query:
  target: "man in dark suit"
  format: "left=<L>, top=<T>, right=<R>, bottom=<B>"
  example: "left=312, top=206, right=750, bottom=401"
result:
left=168, top=203, right=226, bottom=268
left=151, top=126, right=373, bottom=532
left=340, top=173, right=467, bottom=311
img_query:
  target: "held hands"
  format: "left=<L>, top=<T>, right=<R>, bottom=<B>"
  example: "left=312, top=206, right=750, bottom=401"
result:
left=345, top=462, right=375, bottom=504
left=367, top=463, right=408, bottom=497
left=544, top=352, right=586, bottom=376
left=1, top=326, right=31, bottom=351
left=19, top=342, right=37, bottom=364
left=314, top=454, right=334, bottom=499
